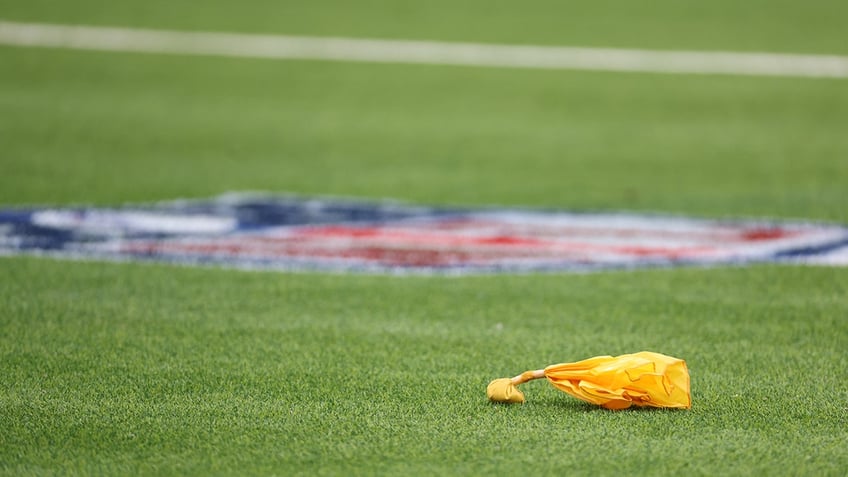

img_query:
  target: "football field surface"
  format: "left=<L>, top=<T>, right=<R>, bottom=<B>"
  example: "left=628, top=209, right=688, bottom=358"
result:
left=1, top=2, right=847, bottom=475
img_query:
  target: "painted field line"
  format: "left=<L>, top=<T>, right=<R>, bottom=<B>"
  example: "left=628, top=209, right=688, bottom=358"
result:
left=2, top=20, right=848, bottom=79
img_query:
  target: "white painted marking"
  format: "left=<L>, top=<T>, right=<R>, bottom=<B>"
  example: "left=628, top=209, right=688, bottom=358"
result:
left=31, top=210, right=236, bottom=235
left=1, top=20, right=848, bottom=78
left=796, top=245, right=848, bottom=266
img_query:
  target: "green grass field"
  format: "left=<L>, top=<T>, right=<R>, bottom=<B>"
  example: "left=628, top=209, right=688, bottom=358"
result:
left=1, top=2, right=848, bottom=475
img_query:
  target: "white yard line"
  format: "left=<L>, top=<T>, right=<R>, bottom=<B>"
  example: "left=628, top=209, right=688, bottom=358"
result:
left=2, top=20, right=848, bottom=78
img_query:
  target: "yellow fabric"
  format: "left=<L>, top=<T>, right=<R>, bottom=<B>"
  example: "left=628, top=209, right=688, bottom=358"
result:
left=486, top=378, right=525, bottom=403
left=544, top=351, right=691, bottom=409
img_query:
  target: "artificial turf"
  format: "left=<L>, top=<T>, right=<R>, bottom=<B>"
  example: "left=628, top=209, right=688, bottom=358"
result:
left=1, top=258, right=846, bottom=475
left=2, top=1, right=848, bottom=475
left=1, top=46, right=847, bottom=222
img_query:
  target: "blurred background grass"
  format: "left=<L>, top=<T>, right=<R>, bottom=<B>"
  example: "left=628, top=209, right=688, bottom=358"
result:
left=2, top=1, right=847, bottom=221
left=1, top=49, right=847, bottom=221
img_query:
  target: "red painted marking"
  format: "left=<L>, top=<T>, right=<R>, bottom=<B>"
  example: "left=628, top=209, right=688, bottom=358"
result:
left=294, top=225, right=549, bottom=248
left=118, top=217, right=814, bottom=268
left=740, top=228, right=794, bottom=241
left=121, top=221, right=722, bottom=266
left=380, top=218, right=799, bottom=244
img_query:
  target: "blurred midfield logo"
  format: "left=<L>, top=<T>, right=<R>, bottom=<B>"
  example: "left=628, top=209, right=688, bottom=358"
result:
left=1, top=193, right=847, bottom=273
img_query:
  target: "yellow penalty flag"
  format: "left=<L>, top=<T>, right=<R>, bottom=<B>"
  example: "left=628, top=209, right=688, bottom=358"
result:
left=487, top=351, right=691, bottom=409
